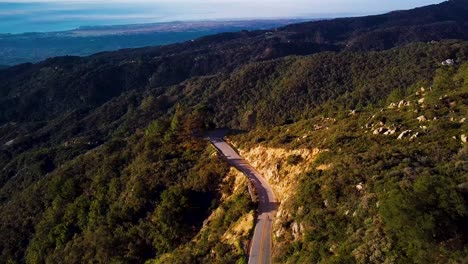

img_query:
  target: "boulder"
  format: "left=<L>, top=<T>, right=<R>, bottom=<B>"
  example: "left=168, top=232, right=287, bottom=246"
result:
left=397, top=100, right=406, bottom=108
left=461, top=134, right=467, bottom=144
left=441, top=59, right=455, bottom=66
left=373, top=127, right=388, bottom=135
left=275, top=228, right=284, bottom=238
left=292, top=222, right=300, bottom=240
left=417, top=115, right=427, bottom=122
left=323, top=199, right=329, bottom=208
left=356, top=183, right=364, bottom=191
left=410, top=132, right=420, bottom=141
left=384, top=129, right=396, bottom=135
left=397, top=130, right=412, bottom=140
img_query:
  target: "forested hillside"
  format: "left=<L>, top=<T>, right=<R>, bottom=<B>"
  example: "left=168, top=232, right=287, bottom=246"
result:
left=1, top=0, right=467, bottom=125
left=0, top=1, right=467, bottom=263
left=231, top=64, right=468, bottom=263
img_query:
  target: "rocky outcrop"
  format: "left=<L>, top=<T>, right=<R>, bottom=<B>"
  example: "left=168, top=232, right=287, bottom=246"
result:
left=397, top=100, right=411, bottom=108
left=373, top=127, right=388, bottom=135
left=397, top=130, right=412, bottom=140
left=231, top=143, right=324, bottom=242
left=417, top=115, right=427, bottom=122
left=384, top=129, right=397, bottom=135
left=441, top=59, right=455, bottom=66
left=388, top=103, right=397, bottom=109
left=356, top=183, right=364, bottom=192
left=410, top=132, right=420, bottom=141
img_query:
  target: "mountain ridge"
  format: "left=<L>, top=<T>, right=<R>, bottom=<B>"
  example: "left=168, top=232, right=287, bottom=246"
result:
left=0, top=19, right=310, bottom=65
left=1, top=0, right=467, bottom=127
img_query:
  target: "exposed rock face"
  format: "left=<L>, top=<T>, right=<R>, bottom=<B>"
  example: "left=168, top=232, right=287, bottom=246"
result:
left=461, top=134, right=467, bottom=143
left=232, top=143, right=324, bottom=243
left=235, top=145, right=322, bottom=199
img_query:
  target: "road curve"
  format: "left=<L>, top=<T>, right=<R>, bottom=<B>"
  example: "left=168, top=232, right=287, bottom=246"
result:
left=206, top=131, right=278, bottom=264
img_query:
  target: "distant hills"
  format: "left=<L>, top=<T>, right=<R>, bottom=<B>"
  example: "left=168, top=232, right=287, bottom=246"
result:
left=0, top=19, right=308, bottom=66
left=1, top=0, right=467, bottom=125
left=283, top=0, right=468, bottom=50
left=4, top=1, right=467, bottom=66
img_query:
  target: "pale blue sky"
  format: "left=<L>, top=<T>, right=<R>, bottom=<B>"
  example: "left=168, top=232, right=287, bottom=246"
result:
left=0, top=0, right=446, bottom=33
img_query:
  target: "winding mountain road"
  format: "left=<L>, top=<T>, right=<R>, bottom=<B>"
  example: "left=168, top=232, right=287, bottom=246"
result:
left=207, top=131, right=278, bottom=264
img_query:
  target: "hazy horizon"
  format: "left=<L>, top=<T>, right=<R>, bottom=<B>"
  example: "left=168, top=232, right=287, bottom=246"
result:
left=0, top=0, right=445, bottom=34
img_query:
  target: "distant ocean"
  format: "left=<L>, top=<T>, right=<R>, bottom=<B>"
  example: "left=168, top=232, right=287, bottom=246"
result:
left=0, top=2, right=190, bottom=34
left=0, top=1, right=386, bottom=35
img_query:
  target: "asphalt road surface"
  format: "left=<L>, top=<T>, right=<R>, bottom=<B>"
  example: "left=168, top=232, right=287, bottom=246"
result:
left=207, top=130, right=278, bottom=264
